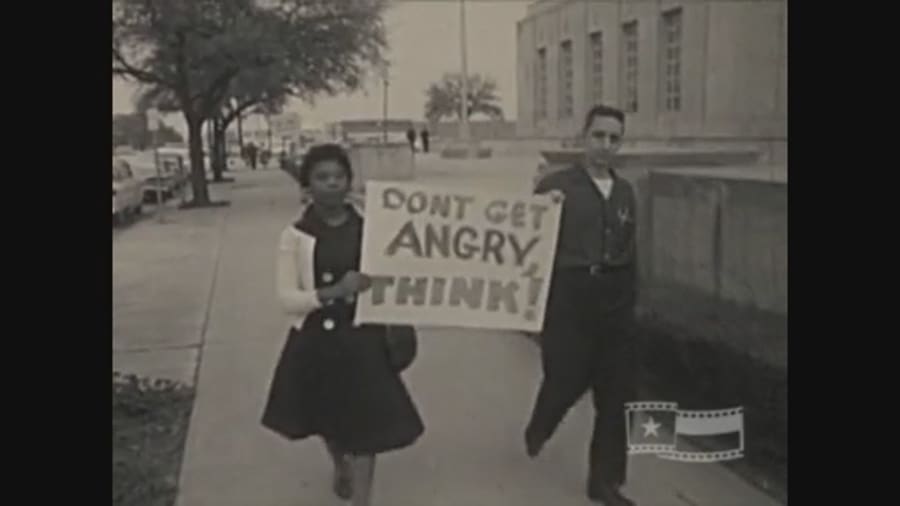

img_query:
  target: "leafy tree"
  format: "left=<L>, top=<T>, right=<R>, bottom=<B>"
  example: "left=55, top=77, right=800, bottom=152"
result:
left=114, top=0, right=388, bottom=205
left=209, top=0, right=390, bottom=173
left=114, top=0, right=272, bottom=204
left=424, top=73, right=504, bottom=123
left=208, top=74, right=289, bottom=178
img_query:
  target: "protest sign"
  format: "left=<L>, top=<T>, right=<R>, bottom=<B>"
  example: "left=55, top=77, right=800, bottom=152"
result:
left=354, top=181, right=562, bottom=332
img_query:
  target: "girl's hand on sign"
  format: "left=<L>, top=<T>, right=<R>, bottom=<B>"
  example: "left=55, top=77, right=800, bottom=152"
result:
left=548, top=189, right=565, bottom=204
left=339, top=271, right=373, bottom=296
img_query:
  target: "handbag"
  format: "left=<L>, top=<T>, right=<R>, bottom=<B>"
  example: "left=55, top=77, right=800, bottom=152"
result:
left=384, top=325, right=417, bottom=372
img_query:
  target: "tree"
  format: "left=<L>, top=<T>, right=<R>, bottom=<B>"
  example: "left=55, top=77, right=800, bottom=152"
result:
left=209, top=0, right=391, bottom=173
left=114, top=0, right=270, bottom=205
left=137, top=74, right=287, bottom=181
left=207, top=71, right=290, bottom=179
left=114, top=0, right=388, bottom=205
left=424, top=73, right=504, bottom=123
left=253, top=98, right=285, bottom=152
left=208, top=0, right=389, bottom=178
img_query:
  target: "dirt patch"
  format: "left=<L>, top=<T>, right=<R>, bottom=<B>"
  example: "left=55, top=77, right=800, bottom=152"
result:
left=113, top=372, right=195, bottom=506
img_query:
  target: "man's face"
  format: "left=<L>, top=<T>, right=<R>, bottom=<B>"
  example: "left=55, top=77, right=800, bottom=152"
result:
left=583, top=115, right=624, bottom=166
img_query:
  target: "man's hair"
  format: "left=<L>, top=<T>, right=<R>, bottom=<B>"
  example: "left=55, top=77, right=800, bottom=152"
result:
left=582, top=104, right=626, bottom=133
left=297, top=143, right=353, bottom=188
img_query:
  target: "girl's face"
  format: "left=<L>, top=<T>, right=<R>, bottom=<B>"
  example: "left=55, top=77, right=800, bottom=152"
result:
left=308, top=160, right=350, bottom=206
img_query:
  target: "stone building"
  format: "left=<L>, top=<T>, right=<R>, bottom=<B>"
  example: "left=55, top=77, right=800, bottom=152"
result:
left=516, top=0, right=787, bottom=163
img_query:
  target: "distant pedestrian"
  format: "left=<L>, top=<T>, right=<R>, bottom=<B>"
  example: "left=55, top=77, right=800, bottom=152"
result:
left=262, top=143, right=424, bottom=506
left=406, top=127, right=416, bottom=152
left=246, top=142, right=258, bottom=170
left=420, top=127, right=430, bottom=153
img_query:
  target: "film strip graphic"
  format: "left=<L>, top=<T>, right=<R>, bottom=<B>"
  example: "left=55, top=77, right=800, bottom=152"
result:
left=625, top=402, right=744, bottom=463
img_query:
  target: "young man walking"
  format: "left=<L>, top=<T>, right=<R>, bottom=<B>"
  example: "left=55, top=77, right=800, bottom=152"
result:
left=525, top=105, right=639, bottom=506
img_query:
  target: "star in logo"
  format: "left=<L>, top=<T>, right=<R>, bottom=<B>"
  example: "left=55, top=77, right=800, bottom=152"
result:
left=618, top=207, right=632, bottom=225
left=642, top=416, right=661, bottom=438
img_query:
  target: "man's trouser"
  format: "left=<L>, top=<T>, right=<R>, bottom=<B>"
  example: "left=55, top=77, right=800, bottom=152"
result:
left=526, top=268, right=638, bottom=488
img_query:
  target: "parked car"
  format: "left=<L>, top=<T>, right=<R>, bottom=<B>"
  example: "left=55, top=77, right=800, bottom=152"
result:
left=113, top=158, right=144, bottom=224
left=120, top=151, right=182, bottom=202
left=157, top=147, right=190, bottom=187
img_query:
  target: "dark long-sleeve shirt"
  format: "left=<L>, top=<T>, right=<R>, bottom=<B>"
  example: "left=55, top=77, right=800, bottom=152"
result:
left=535, top=164, right=638, bottom=270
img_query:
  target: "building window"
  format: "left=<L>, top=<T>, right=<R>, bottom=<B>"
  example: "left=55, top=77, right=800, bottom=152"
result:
left=661, top=8, right=683, bottom=112
left=621, top=21, right=639, bottom=113
left=535, top=48, right=547, bottom=121
left=589, top=31, right=603, bottom=106
left=559, top=40, right=574, bottom=118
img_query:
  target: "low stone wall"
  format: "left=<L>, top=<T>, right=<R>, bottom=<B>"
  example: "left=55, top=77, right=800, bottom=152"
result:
left=637, top=170, right=787, bottom=368
left=541, top=148, right=761, bottom=171
left=430, top=136, right=785, bottom=164
left=644, top=171, right=787, bottom=314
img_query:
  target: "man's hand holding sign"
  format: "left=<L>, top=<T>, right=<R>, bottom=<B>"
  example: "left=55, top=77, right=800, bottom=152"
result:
left=354, top=181, right=562, bottom=332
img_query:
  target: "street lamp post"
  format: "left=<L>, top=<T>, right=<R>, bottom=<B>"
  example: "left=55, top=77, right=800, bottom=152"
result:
left=458, top=0, right=471, bottom=155
left=147, top=108, right=165, bottom=223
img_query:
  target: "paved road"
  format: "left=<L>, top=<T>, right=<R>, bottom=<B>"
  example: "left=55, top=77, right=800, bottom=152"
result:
left=160, top=162, right=782, bottom=506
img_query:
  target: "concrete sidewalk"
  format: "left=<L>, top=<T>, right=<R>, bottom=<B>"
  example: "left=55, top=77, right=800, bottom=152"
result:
left=171, top=167, right=782, bottom=506
left=112, top=182, right=231, bottom=386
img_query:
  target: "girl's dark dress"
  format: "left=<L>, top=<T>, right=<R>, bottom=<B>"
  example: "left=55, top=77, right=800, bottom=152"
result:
left=261, top=205, right=424, bottom=455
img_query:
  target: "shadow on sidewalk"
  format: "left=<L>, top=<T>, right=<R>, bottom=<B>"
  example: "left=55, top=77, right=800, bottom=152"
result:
left=520, top=325, right=787, bottom=505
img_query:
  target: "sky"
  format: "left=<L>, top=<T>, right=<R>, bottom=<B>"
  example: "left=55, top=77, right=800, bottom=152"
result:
left=112, top=0, right=530, bottom=133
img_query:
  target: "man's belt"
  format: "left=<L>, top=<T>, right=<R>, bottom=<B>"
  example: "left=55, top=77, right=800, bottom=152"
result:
left=589, top=264, right=631, bottom=276
left=561, top=264, right=632, bottom=276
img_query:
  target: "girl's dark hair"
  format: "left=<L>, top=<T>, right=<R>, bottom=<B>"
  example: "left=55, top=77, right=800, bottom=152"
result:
left=297, top=143, right=353, bottom=188
left=582, top=104, right=626, bottom=132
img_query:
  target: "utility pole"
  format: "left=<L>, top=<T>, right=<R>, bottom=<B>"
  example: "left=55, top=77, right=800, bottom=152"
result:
left=382, top=62, right=390, bottom=144
left=458, top=0, right=471, bottom=155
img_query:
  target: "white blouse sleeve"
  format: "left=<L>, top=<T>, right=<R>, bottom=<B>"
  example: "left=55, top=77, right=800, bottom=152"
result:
left=276, top=227, right=322, bottom=315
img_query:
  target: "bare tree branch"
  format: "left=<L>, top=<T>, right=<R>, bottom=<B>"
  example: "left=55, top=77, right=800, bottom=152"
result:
left=221, top=95, right=268, bottom=126
left=112, top=47, right=177, bottom=88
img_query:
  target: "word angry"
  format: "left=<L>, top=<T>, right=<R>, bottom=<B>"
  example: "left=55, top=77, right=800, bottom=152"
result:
left=385, top=221, right=541, bottom=267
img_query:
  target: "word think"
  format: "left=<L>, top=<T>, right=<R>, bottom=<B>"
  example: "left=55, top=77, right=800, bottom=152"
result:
left=368, top=275, right=541, bottom=316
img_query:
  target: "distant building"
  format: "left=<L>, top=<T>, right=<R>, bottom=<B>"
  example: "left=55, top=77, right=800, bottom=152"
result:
left=516, top=0, right=786, bottom=163
left=328, top=119, right=417, bottom=145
